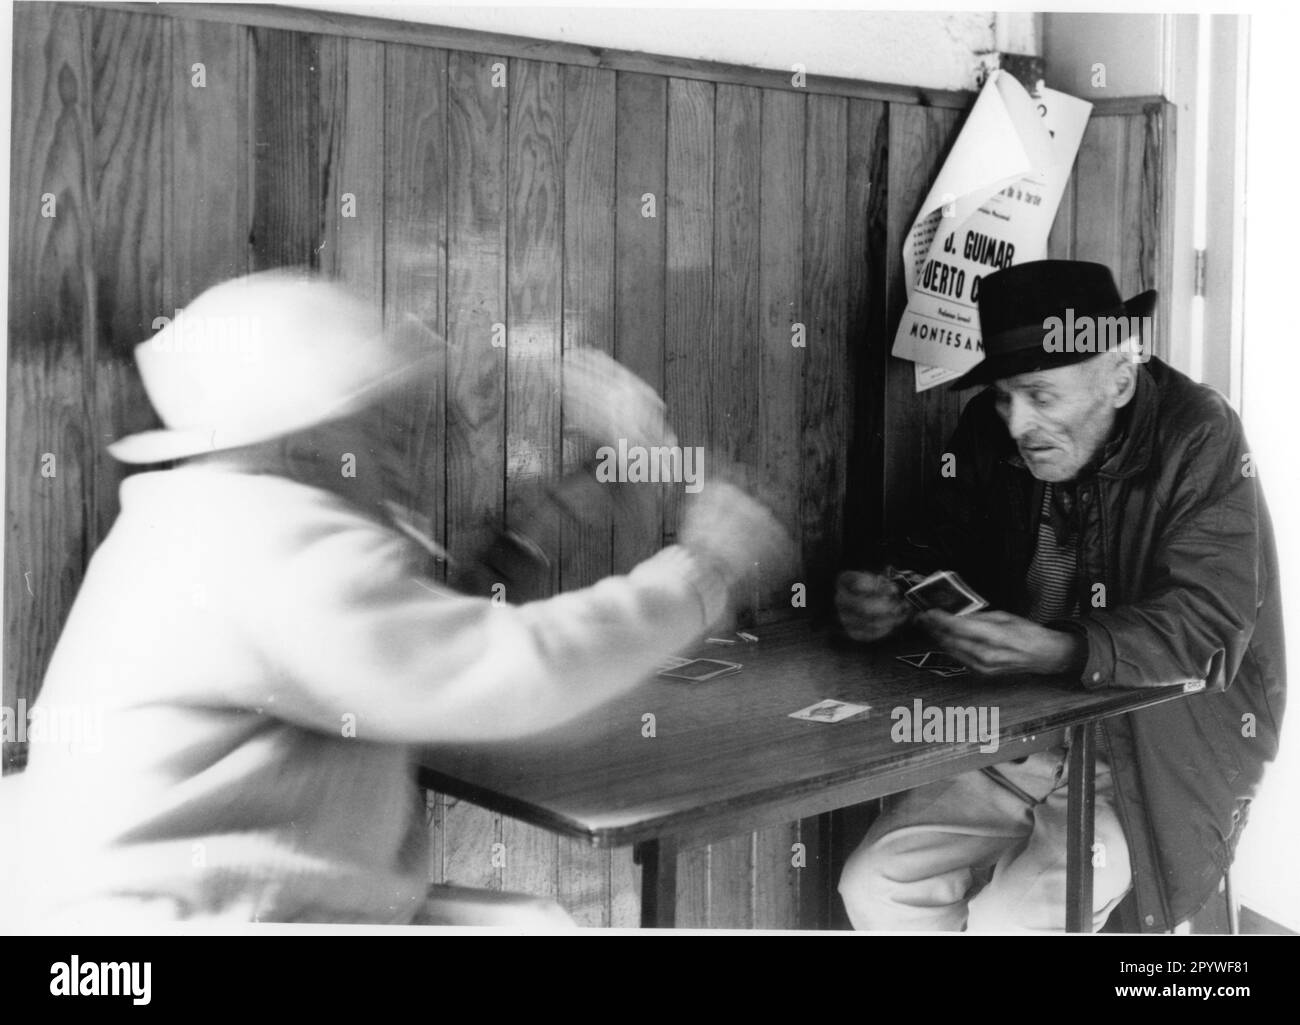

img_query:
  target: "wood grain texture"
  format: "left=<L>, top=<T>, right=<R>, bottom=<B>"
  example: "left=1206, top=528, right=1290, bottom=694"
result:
left=440, top=48, right=508, bottom=887
left=250, top=27, right=320, bottom=270
left=757, top=89, right=805, bottom=619
left=558, top=63, right=618, bottom=926
left=663, top=76, right=715, bottom=926
left=841, top=99, right=889, bottom=568
left=383, top=43, right=448, bottom=575
left=88, top=9, right=168, bottom=545
left=882, top=103, right=965, bottom=536
left=611, top=72, right=666, bottom=574
left=799, top=94, right=849, bottom=617
left=318, top=35, right=383, bottom=300
left=170, top=18, right=252, bottom=300
left=501, top=57, right=564, bottom=899
left=4, top=1, right=98, bottom=773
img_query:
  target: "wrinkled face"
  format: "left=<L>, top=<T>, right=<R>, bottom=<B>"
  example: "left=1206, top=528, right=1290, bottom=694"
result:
left=992, top=358, right=1119, bottom=482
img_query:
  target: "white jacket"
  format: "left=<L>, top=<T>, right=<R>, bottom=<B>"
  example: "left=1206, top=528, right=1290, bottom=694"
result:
left=11, top=466, right=726, bottom=926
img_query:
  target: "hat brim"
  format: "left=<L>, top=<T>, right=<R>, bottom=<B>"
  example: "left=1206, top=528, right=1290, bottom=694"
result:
left=107, top=346, right=442, bottom=464
left=948, top=289, right=1158, bottom=391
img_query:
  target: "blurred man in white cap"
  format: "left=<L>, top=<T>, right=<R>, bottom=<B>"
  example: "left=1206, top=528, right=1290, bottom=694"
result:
left=12, top=270, right=787, bottom=928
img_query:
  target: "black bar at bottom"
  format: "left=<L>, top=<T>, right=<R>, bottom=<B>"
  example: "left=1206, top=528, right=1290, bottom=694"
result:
left=1066, top=721, right=1098, bottom=933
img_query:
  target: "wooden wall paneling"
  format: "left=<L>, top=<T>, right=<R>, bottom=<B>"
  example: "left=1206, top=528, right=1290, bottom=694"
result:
left=88, top=9, right=168, bottom=544
left=250, top=27, right=321, bottom=270
left=799, top=91, right=857, bottom=932
left=558, top=63, right=618, bottom=927
left=882, top=103, right=965, bottom=536
left=440, top=49, right=509, bottom=889
left=757, top=89, right=805, bottom=620
left=4, top=2, right=98, bottom=773
left=709, top=82, right=765, bottom=930
left=825, top=95, right=890, bottom=931
left=1047, top=172, right=1076, bottom=260
left=799, top=93, right=849, bottom=621
left=1070, top=115, right=1124, bottom=282
left=500, top=56, right=564, bottom=904
left=170, top=18, right=253, bottom=301
left=664, top=75, right=716, bottom=928
left=839, top=98, right=889, bottom=568
left=611, top=72, right=666, bottom=574
left=318, top=36, right=383, bottom=300
left=1152, top=104, right=1176, bottom=365
left=1128, top=105, right=1172, bottom=362
left=383, top=43, right=451, bottom=883
left=383, top=43, right=448, bottom=570
left=750, top=90, right=806, bottom=927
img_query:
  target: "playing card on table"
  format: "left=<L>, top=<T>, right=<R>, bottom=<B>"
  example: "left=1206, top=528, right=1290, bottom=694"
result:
left=895, top=651, right=971, bottom=677
left=788, top=699, right=871, bottom=724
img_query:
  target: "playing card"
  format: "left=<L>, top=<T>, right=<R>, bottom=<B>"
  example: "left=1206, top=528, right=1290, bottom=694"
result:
left=656, top=654, right=693, bottom=672
left=903, top=570, right=988, bottom=616
left=788, top=699, right=871, bottom=723
left=895, top=651, right=971, bottom=677
left=657, top=658, right=742, bottom=682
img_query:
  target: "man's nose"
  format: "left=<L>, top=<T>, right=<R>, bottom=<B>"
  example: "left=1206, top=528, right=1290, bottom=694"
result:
left=1004, top=395, right=1036, bottom=441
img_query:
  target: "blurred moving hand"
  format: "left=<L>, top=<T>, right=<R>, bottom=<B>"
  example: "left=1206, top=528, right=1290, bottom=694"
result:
left=680, top=480, right=794, bottom=596
left=836, top=570, right=914, bottom=642
left=553, top=346, right=676, bottom=452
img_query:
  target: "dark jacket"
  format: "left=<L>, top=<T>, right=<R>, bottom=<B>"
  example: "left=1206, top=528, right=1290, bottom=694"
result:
left=890, top=357, right=1285, bottom=931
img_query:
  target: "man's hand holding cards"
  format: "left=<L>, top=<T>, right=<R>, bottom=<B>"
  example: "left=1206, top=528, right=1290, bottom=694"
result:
left=897, top=569, right=988, bottom=617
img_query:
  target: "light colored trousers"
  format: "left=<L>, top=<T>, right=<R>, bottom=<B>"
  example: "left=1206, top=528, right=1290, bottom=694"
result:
left=838, top=747, right=1131, bottom=932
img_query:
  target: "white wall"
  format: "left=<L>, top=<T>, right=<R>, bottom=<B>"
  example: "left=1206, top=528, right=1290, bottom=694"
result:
left=310, top=4, right=1040, bottom=91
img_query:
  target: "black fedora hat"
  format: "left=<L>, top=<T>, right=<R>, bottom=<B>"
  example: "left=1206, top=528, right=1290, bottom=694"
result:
left=949, top=260, right=1157, bottom=390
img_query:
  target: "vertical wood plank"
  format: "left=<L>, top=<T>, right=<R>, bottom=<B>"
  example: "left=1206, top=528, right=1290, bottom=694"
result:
left=611, top=72, right=666, bottom=575
left=318, top=36, right=383, bottom=300
left=171, top=18, right=252, bottom=300
left=441, top=48, right=508, bottom=888
left=822, top=96, right=890, bottom=930
left=757, top=89, right=804, bottom=621
left=840, top=98, right=889, bottom=568
left=89, top=9, right=168, bottom=546
left=4, top=1, right=97, bottom=773
left=500, top=57, right=563, bottom=902
left=251, top=27, right=320, bottom=270
left=1071, top=115, right=1124, bottom=274
left=799, top=94, right=849, bottom=618
left=707, top=83, right=763, bottom=930
left=664, top=76, right=715, bottom=928
left=1047, top=172, right=1075, bottom=260
left=384, top=42, right=450, bottom=884
left=882, top=103, right=965, bottom=535
left=558, top=63, right=618, bottom=926
left=384, top=43, right=448, bottom=566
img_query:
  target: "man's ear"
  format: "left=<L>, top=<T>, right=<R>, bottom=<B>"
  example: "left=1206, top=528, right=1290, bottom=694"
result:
left=1109, top=352, right=1138, bottom=409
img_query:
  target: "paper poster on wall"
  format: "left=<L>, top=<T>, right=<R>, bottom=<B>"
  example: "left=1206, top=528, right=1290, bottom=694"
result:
left=890, top=71, right=1092, bottom=391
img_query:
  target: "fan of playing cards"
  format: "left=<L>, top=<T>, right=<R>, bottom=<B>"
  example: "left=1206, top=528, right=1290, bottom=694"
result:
left=888, top=568, right=988, bottom=616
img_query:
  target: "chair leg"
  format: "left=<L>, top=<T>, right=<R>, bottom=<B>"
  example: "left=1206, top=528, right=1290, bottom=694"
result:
left=1224, top=866, right=1240, bottom=935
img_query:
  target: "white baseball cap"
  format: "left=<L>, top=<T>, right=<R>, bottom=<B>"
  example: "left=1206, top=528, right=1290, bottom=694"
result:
left=107, top=270, right=442, bottom=464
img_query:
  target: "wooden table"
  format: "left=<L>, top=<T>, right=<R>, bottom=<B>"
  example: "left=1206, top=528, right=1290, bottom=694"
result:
left=415, top=620, right=1189, bottom=931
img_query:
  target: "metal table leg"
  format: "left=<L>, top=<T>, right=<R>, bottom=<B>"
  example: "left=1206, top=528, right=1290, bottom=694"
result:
left=1065, top=722, right=1097, bottom=933
left=634, top=837, right=678, bottom=928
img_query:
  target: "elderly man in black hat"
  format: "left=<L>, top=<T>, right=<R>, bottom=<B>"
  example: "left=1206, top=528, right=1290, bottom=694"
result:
left=836, top=260, right=1285, bottom=932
